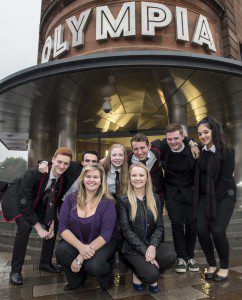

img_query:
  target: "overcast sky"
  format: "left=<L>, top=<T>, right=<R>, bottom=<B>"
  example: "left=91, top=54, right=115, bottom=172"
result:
left=0, top=0, right=41, bottom=161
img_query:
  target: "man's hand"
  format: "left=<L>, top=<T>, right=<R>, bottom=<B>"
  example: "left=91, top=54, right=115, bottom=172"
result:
left=190, top=145, right=200, bottom=159
left=38, top=162, right=49, bottom=174
left=78, top=244, right=95, bottom=260
left=145, top=245, right=156, bottom=262
left=34, top=222, right=52, bottom=239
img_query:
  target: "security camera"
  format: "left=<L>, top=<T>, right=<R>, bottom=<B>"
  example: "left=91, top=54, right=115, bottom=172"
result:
left=102, top=97, right=112, bottom=113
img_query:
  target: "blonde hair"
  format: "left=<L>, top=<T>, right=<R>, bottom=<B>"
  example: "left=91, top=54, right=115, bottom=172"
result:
left=77, top=164, right=113, bottom=209
left=127, top=163, right=158, bottom=221
left=102, top=143, right=129, bottom=196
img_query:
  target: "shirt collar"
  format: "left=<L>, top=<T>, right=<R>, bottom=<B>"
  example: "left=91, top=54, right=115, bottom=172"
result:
left=202, top=144, right=216, bottom=153
left=170, top=142, right=185, bottom=153
left=49, top=170, right=59, bottom=181
left=110, top=164, right=120, bottom=174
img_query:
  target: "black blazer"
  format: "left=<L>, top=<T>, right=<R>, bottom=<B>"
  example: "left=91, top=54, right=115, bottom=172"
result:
left=1, top=167, right=64, bottom=224
left=161, top=144, right=196, bottom=203
left=196, top=147, right=237, bottom=200
left=118, top=193, right=164, bottom=256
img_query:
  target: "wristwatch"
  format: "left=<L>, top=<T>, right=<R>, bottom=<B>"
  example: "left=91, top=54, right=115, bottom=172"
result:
left=76, top=258, right=82, bottom=265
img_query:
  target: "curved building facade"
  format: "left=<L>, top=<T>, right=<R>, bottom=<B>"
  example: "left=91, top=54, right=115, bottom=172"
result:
left=0, top=0, right=242, bottom=192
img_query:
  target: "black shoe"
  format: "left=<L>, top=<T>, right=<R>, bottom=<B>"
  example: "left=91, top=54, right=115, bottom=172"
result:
left=149, top=284, right=160, bottom=294
left=39, top=263, right=60, bottom=274
left=214, top=273, right=228, bottom=282
left=10, top=272, right=23, bottom=285
left=204, top=272, right=215, bottom=279
left=63, top=282, right=83, bottom=291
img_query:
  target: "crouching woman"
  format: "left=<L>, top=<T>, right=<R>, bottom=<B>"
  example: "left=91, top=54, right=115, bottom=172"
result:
left=56, top=164, right=118, bottom=291
left=118, top=163, right=175, bottom=293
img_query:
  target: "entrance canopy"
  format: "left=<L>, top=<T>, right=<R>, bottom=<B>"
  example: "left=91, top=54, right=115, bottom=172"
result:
left=0, top=50, right=241, bottom=150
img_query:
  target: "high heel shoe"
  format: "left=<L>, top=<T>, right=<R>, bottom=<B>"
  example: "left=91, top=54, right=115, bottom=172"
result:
left=214, top=273, right=228, bottom=282
left=204, top=272, right=215, bottom=279
left=132, top=282, right=144, bottom=291
left=149, top=285, right=160, bottom=293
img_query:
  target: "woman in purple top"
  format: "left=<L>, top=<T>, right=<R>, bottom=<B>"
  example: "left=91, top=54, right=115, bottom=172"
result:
left=56, top=164, right=117, bottom=291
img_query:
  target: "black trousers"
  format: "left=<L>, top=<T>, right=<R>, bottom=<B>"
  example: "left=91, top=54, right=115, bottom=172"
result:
left=124, top=243, right=175, bottom=284
left=196, top=195, right=236, bottom=269
left=166, top=199, right=197, bottom=261
left=56, top=238, right=118, bottom=290
left=11, top=216, right=58, bottom=273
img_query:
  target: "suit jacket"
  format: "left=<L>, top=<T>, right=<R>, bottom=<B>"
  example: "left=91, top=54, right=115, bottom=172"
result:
left=1, top=167, right=64, bottom=224
left=160, top=144, right=196, bottom=203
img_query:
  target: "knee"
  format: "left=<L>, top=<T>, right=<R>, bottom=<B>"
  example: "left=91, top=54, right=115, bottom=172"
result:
left=161, top=251, right=176, bottom=271
left=86, top=260, right=109, bottom=277
left=211, top=227, right=226, bottom=241
left=171, top=222, right=183, bottom=230
left=157, top=244, right=176, bottom=271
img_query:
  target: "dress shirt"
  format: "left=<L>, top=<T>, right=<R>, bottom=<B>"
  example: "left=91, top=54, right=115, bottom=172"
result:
left=62, top=178, right=78, bottom=201
left=107, top=165, right=121, bottom=194
left=45, top=171, right=59, bottom=191
left=131, top=150, right=156, bottom=171
left=170, top=142, right=185, bottom=153
left=202, top=144, right=216, bottom=153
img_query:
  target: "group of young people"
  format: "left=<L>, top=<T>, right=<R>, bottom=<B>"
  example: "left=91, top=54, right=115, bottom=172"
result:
left=0, top=116, right=236, bottom=293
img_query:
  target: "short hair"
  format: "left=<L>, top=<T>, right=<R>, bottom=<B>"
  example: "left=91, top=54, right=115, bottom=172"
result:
left=53, top=147, right=73, bottom=159
left=130, top=133, right=149, bottom=146
left=165, top=123, right=184, bottom=135
left=81, top=150, right=99, bottom=161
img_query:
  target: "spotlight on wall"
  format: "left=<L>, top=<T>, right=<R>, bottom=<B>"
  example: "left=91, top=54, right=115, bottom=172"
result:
left=102, top=97, right=112, bottom=113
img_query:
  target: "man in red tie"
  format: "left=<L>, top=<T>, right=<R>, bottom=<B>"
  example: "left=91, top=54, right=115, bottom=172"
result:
left=1, top=147, right=72, bottom=285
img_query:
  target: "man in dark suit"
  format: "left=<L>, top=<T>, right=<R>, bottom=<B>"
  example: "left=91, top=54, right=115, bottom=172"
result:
left=1, top=147, right=72, bottom=285
left=38, top=150, right=99, bottom=201
left=156, top=124, right=199, bottom=273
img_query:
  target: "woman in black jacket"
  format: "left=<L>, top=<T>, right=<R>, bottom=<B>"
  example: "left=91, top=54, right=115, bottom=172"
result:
left=193, top=116, right=236, bottom=282
left=118, top=162, right=175, bottom=293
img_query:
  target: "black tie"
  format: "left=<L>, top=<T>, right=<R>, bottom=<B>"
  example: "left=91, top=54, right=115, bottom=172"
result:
left=42, top=179, right=57, bottom=226
left=140, top=157, right=149, bottom=165
left=115, top=171, right=120, bottom=199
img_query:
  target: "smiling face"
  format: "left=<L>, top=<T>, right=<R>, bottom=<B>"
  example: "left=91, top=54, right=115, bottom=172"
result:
left=110, top=147, right=125, bottom=169
left=166, top=130, right=184, bottom=151
left=83, top=169, right=102, bottom=193
left=130, top=166, right=148, bottom=190
left=82, top=153, right=98, bottom=167
left=198, top=124, right=213, bottom=148
left=131, top=141, right=151, bottom=161
left=51, top=154, right=71, bottom=177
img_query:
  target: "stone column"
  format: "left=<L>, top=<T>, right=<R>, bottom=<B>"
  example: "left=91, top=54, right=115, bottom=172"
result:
left=161, top=77, right=188, bottom=136
left=58, top=113, right=77, bottom=160
left=28, top=132, right=58, bottom=167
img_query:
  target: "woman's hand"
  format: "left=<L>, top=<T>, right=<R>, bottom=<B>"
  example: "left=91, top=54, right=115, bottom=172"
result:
left=71, top=255, right=83, bottom=273
left=38, top=162, right=49, bottom=174
left=150, top=259, right=159, bottom=268
left=78, top=244, right=95, bottom=259
left=47, top=223, right=54, bottom=239
left=145, top=245, right=156, bottom=262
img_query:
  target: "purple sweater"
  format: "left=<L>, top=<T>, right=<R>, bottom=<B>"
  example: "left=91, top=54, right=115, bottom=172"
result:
left=58, top=193, right=116, bottom=243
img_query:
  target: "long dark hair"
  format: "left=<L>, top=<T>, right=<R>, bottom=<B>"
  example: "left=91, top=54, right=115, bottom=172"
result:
left=197, top=116, right=228, bottom=158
